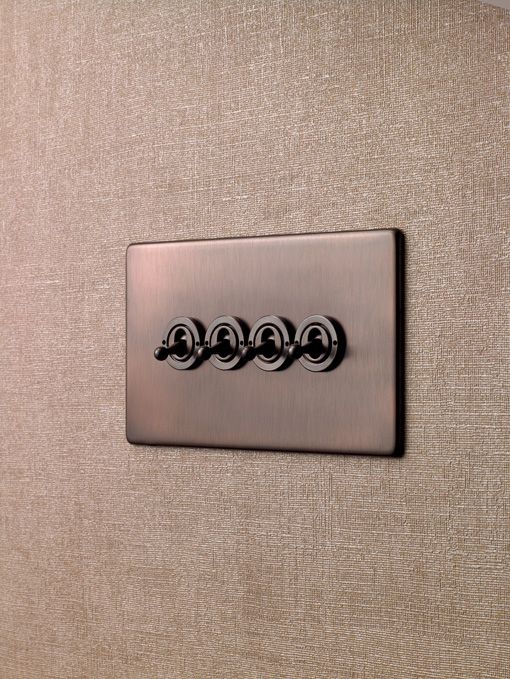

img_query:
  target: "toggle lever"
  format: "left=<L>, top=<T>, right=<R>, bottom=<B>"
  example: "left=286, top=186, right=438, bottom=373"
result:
left=154, top=340, right=185, bottom=361
left=241, top=338, right=275, bottom=361
left=197, top=338, right=231, bottom=360
left=288, top=337, right=324, bottom=360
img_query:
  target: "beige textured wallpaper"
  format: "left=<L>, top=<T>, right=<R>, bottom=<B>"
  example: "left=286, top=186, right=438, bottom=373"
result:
left=0, top=1, right=508, bottom=677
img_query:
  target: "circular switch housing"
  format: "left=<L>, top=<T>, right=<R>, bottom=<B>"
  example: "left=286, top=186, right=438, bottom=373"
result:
left=162, top=317, right=202, bottom=370
left=248, top=315, right=292, bottom=371
left=294, top=315, right=345, bottom=372
left=205, top=316, right=245, bottom=370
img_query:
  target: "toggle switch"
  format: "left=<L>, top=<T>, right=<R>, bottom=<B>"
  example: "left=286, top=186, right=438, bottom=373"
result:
left=246, top=316, right=292, bottom=371
left=293, top=315, right=345, bottom=372
left=156, top=317, right=202, bottom=370
left=202, top=316, right=246, bottom=370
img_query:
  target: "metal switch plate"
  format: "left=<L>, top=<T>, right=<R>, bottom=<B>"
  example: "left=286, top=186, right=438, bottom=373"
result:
left=126, top=229, right=404, bottom=455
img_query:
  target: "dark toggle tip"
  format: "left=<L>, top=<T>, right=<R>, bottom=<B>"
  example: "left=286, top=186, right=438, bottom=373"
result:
left=197, top=345, right=210, bottom=360
left=241, top=345, right=255, bottom=361
left=154, top=346, right=169, bottom=361
left=288, top=343, right=301, bottom=359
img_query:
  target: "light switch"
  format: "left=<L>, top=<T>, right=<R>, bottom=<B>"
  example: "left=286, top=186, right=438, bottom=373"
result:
left=126, top=229, right=404, bottom=455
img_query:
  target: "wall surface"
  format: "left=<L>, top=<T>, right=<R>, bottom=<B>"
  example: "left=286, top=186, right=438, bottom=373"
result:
left=0, top=1, right=508, bottom=677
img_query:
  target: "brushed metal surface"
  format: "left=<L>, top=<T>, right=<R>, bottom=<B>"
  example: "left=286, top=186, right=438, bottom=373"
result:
left=126, top=230, right=404, bottom=454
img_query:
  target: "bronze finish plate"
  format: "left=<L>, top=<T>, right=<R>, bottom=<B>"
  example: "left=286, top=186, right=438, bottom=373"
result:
left=126, top=230, right=404, bottom=455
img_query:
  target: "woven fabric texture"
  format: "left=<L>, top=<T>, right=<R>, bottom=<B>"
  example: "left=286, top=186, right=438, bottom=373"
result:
left=0, top=1, right=508, bottom=677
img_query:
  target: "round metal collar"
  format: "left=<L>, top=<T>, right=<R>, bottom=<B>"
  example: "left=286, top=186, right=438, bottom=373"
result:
left=205, top=316, right=245, bottom=370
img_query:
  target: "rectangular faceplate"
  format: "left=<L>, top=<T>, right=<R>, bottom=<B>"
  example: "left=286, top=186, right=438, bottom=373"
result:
left=126, top=230, right=404, bottom=455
